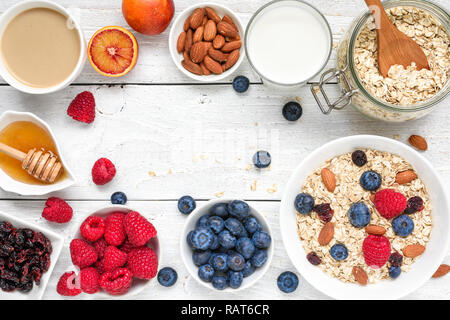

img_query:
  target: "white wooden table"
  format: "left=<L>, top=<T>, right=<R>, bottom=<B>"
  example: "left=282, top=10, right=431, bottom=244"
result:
left=0, top=0, right=449, bottom=300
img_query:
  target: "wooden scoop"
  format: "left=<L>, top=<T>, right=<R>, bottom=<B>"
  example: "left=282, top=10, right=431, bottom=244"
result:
left=364, top=0, right=430, bottom=77
left=0, top=142, right=63, bottom=183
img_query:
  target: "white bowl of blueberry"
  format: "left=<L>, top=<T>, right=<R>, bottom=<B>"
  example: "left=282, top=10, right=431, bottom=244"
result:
left=180, top=199, right=273, bottom=292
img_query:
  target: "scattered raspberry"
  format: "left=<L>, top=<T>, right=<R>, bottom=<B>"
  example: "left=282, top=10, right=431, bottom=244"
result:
left=42, top=197, right=73, bottom=223
left=80, top=267, right=100, bottom=294
left=127, top=247, right=158, bottom=280
left=92, top=158, right=116, bottom=185
left=70, top=239, right=98, bottom=268
left=119, top=239, right=140, bottom=254
left=80, top=216, right=105, bottom=242
left=67, top=91, right=96, bottom=123
left=124, top=211, right=157, bottom=246
left=313, top=203, right=334, bottom=222
left=374, top=189, right=407, bottom=220
left=404, top=196, right=424, bottom=214
left=99, top=268, right=133, bottom=295
left=56, top=271, right=81, bottom=296
left=389, top=252, right=404, bottom=267
left=93, top=238, right=108, bottom=259
left=362, top=235, right=391, bottom=268
left=104, top=213, right=126, bottom=246
left=103, top=246, right=128, bottom=272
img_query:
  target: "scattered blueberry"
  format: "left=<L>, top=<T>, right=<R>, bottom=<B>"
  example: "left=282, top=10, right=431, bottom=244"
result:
left=244, top=217, right=261, bottom=234
left=253, top=151, right=271, bottom=169
left=210, top=203, right=229, bottom=218
left=242, top=261, right=255, bottom=278
left=232, top=76, right=250, bottom=93
left=157, top=267, right=178, bottom=287
left=389, top=252, right=403, bottom=267
left=212, top=275, right=228, bottom=290
left=236, top=237, right=256, bottom=260
left=389, top=266, right=401, bottom=279
left=360, top=171, right=382, bottom=191
left=218, top=230, right=236, bottom=249
left=191, top=227, right=215, bottom=250
left=404, top=196, right=424, bottom=214
left=251, top=249, right=268, bottom=267
left=227, top=252, right=246, bottom=271
left=110, top=192, right=127, bottom=205
left=224, top=218, right=245, bottom=236
left=252, top=231, right=271, bottom=249
left=392, top=215, right=414, bottom=237
left=347, top=202, right=371, bottom=228
left=193, top=250, right=212, bottom=266
left=228, top=200, right=251, bottom=220
left=277, top=271, right=299, bottom=293
left=198, top=264, right=215, bottom=282
left=208, top=216, right=225, bottom=234
left=211, top=253, right=228, bottom=272
left=330, top=244, right=348, bottom=261
left=228, top=271, right=243, bottom=289
left=294, top=193, right=315, bottom=215
left=282, top=102, right=303, bottom=121
left=196, top=214, right=210, bottom=228
left=178, top=196, right=196, bottom=214
left=351, top=150, right=367, bottom=167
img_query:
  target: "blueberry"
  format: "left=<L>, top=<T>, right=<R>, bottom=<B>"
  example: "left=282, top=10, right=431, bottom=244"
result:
left=198, top=264, right=215, bottom=282
left=252, top=231, right=271, bottom=249
left=211, top=253, right=228, bottom=272
left=227, top=252, right=246, bottom=271
left=360, top=171, right=382, bottom=191
left=110, top=192, right=127, bottom=205
left=224, top=218, right=245, bottom=236
left=347, top=202, right=371, bottom=228
left=193, top=250, right=212, bottom=266
left=242, top=261, right=255, bottom=277
left=208, top=216, right=225, bottom=234
left=330, top=244, right=348, bottom=261
left=191, top=227, right=215, bottom=250
left=253, top=151, right=271, bottom=169
left=186, top=231, right=194, bottom=249
left=196, top=214, right=210, bottom=228
left=282, top=102, right=303, bottom=121
left=178, top=196, right=196, bottom=214
left=212, top=275, right=228, bottom=290
left=389, top=266, right=401, bottom=279
left=228, top=271, right=243, bottom=289
left=238, top=227, right=248, bottom=239
left=294, top=193, right=315, bottom=215
left=232, top=76, right=250, bottom=93
left=157, top=267, right=177, bottom=287
left=208, top=253, right=217, bottom=266
left=251, top=249, right=268, bottom=267
left=277, top=271, right=299, bottom=293
left=210, top=203, right=229, bottom=218
left=218, top=230, right=236, bottom=249
left=236, top=237, right=256, bottom=259
left=392, top=215, right=414, bottom=237
left=227, top=201, right=251, bottom=220
left=352, top=150, right=367, bottom=167
left=210, top=235, right=220, bottom=250
left=244, top=217, right=261, bottom=234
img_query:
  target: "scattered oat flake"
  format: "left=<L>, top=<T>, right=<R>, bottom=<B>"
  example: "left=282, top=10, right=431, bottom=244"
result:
left=245, top=164, right=252, bottom=171
left=215, top=192, right=224, bottom=198
left=200, top=155, right=208, bottom=160
left=267, top=184, right=277, bottom=193
left=148, top=171, right=156, bottom=177
left=296, top=96, right=302, bottom=103
left=250, top=180, right=258, bottom=191
left=168, top=169, right=173, bottom=174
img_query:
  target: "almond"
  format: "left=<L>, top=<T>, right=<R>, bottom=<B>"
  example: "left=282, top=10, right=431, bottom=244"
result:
left=365, top=224, right=386, bottom=236
left=190, top=42, right=209, bottom=63
left=318, top=222, right=334, bottom=246
left=208, top=48, right=228, bottom=62
left=222, top=15, right=238, bottom=32
left=202, top=15, right=208, bottom=26
left=190, top=8, right=205, bottom=29
left=432, top=264, right=450, bottom=278
left=177, top=31, right=186, bottom=53
left=185, top=29, right=193, bottom=53
left=183, top=50, right=190, bottom=62
left=224, top=49, right=239, bottom=70
left=213, top=35, right=225, bottom=49
left=204, top=20, right=217, bottom=42
left=408, top=135, right=428, bottom=151
left=203, top=55, right=223, bottom=74
left=352, top=266, right=368, bottom=285
left=217, top=21, right=239, bottom=39
left=193, top=26, right=204, bottom=43
left=395, top=170, right=417, bottom=185
left=321, top=168, right=336, bottom=193
left=183, top=15, right=191, bottom=32
left=200, top=62, right=211, bottom=76
left=369, top=194, right=375, bottom=203
left=402, top=244, right=426, bottom=258
left=181, top=59, right=202, bottom=75
left=205, top=7, right=221, bottom=24
left=222, top=40, right=242, bottom=52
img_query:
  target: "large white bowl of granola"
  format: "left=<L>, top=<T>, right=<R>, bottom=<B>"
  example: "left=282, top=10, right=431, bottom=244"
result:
left=280, top=135, right=449, bottom=299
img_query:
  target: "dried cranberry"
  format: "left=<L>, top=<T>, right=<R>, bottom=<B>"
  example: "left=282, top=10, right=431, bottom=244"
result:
left=307, top=252, right=322, bottom=266
left=389, top=252, right=403, bottom=267
left=352, top=150, right=367, bottom=167
left=313, top=203, right=334, bottom=222
left=404, top=196, right=424, bottom=214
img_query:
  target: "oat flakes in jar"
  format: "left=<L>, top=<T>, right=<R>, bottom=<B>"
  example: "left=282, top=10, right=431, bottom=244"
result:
left=312, top=0, right=449, bottom=122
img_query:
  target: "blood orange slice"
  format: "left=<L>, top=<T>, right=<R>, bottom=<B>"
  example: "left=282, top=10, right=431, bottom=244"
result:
left=88, top=26, right=138, bottom=77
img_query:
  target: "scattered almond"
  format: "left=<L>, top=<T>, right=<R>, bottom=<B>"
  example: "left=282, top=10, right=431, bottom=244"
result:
left=321, top=168, right=336, bottom=193
left=190, top=42, right=209, bottom=63
left=203, top=55, right=223, bottom=74
left=181, top=59, right=202, bottom=75
left=432, top=264, right=450, bottom=278
left=205, top=7, right=221, bottom=24
left=408, top=135, right=428, bottom=151
left=208, top=48, right=228, bottom=62
left=224, top=49, right=239, bottom=70
left=217, top=21, right=239, bottom=38
left=365, top=225, right=386, bottom=236
left=203, top=20, right=217, bottom=41
left=318, top=222, right=334, bottom=246
left=177, top=31, right=186, bottom=53
left=222, top=40, right=242, bottom=52
left=193, top=26, right=204, bottom=43
left=395, top=170, right=417, bottom=185
left=190, top=8, right=205, bottom=29
left=352, top=266, right=368, bottom=285
left=402, top=244, right=426, bottom=258
left=213, top=35, right=225, bottom=49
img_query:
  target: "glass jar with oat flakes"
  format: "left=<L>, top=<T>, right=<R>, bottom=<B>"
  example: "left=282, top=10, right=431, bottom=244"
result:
left=312, top=0, right=449, bottom=122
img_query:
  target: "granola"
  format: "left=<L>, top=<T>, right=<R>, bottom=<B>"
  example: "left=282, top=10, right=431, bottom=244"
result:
left=296, top=149, right=432, bottom=284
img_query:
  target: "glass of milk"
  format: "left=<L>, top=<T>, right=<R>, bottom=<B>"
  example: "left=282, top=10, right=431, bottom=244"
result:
left=245, top=0, right=332, bottom=87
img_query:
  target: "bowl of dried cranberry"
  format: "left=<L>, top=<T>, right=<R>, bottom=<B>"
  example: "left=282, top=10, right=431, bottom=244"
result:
left=62, top=205, right=160, bottom=299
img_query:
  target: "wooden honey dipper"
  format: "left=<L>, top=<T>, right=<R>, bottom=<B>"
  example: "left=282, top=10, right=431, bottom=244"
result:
left=0, top=142, right=63, bottom=183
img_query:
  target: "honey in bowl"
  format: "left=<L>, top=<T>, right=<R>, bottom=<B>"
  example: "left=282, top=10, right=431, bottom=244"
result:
left=0, top=121, right=66, bottom=185
left=0, top=7, right=80, bottom=88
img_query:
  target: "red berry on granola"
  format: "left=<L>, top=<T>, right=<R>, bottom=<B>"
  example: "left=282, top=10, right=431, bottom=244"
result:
left=362, top=235, right=391, bottom=269
left=313, top=203, right=334, bottom=222
left=374, top=189, right=407, bottom=220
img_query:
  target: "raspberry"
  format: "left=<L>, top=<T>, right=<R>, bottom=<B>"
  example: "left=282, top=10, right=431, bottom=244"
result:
left=104, top=213, right=126, bottom=246
left=93, top=238, right=108, bottom=259
left=42, top=197, right=73, bottom=223
left=99, top=268, right=133, bottom=295
left=313, top=203, right=334, bottom=222
left=124, top=211, right=157, bottom=246
left=80, top=216, right=105, bottom=242
left=70, top=239, right=98, bottom=268
left=362, top=235, right=391, bottom=268
left=67, top=91, right=96, bottom=123
left=56, top=271, right=81, bottom=296
left=374, top=189, right=407, bottom=220
left=127, top=247, right=158, bottom=280
left=404, top=196, right=424, bottom=214
left=94, top=260, right=106, bottom=275
left=103, top=246, right=128, bottom=272
left=91, top=158, right=116, bottom=185
left=119, top=239, right=140, bottom=254
left=80, top=267, right=100, bottom=294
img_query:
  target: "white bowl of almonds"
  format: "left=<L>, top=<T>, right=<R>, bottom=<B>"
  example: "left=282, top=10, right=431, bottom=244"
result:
left=169, top=3, right=245, bottom=81
left=280, top=135, right=450, bottom=299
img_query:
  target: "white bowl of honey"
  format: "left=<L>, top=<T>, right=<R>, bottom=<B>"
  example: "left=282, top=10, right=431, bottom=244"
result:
left=0, top=111, right=76, bottom=195
left=0, top=0, right=86, bottom=94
